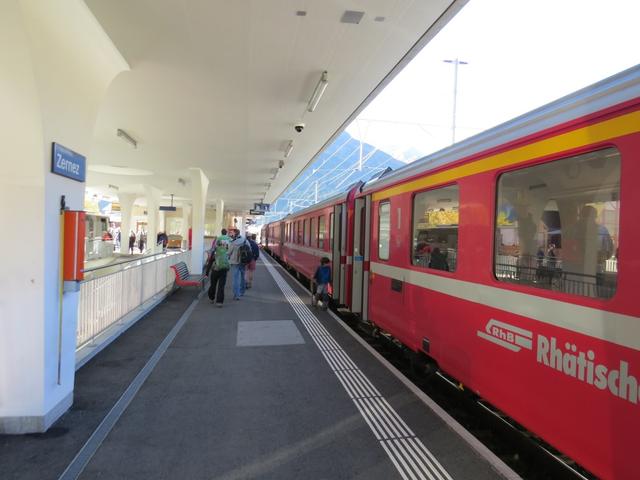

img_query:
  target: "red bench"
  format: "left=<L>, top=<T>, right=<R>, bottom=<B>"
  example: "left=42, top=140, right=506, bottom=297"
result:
left=170, top=261, right=206, bottom=290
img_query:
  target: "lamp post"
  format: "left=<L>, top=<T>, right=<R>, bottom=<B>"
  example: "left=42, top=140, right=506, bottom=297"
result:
left=443, top=58, right=468, bottom=144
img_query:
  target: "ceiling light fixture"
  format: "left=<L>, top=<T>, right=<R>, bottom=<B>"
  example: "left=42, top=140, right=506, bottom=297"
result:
left=307, top=71, right=328, bottom=112
left=270, top=168, right=280, bottom=181
left=284, top=140, right=294, bottom=158
left=117, top=129, right=137, bottom=149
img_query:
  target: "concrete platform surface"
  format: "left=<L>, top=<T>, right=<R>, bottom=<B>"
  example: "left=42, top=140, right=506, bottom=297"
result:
left=1, top=257, right=517, bottom=480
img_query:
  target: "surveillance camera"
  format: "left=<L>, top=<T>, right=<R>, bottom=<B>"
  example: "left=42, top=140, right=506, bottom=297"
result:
left=294, top=123, right=305, bottom=133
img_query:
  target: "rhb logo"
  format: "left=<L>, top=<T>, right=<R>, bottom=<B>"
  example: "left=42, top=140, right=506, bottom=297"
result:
left=477, top=319, right=533, bottom=352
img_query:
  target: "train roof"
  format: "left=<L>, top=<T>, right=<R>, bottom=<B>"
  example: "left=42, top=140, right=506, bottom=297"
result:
left=361, top=63, right=640, bottom=195
left=267, top=182, right=363, bottom=225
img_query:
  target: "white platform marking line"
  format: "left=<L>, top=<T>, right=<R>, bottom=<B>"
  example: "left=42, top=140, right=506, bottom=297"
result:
left=363, top=397, right=403, bottom=438
left=346, top=369, right=379, bottom=397
left=335, top=370, right=360, bottom=397
left=381, top=441, right=412, bottom=480
left=327, top=350, right=350, bottom=370
left=352, top=369, right=382, bottom=396
left=324, top=350, right=353, bottom=371
left=385, top=439, right=423, bottom=480
left=333, top=349, right=358, bottom=369
left=354, top=399, right=384, bottom=441
left=371, top=397, right=412, bottom=437
left=321, top=350, right=339, bottom=370
left=263, top=259, right=454, bottom=480
left=380, top=397, right=415, bottom=434
left=412, top=438, right=454, bottom=480
left=333, top=370, right=357, bottom=399
left=354, top=398, right=389, bottom=440
left=404, top=438, right=449, bottom=480
left=394, top=438, right=432, bottom=480
left=302, top=319, right=324, bottom=337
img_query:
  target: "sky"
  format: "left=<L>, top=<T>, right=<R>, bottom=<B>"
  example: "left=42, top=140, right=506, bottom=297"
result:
left=346, top=0, right=640, bottom=162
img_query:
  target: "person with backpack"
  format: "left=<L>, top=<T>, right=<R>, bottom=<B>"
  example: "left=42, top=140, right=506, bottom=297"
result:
left=228, top=229, right=252, bottom=300
left=245, top=234, right=260, bottom=289
left=312, top=257, right=332, bottom=310
left=205, top=228, right=231, bottom=307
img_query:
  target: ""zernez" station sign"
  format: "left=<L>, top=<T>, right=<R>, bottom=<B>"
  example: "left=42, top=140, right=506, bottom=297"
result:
left=51, top=143, right=86, bottom=183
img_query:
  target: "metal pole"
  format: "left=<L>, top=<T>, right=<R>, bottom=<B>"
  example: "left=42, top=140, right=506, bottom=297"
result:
left=444, top=58, right=468, bottom=144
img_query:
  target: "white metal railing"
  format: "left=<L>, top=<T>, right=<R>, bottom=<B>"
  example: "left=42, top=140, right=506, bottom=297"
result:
left=76, top=250, right=191, bottom=349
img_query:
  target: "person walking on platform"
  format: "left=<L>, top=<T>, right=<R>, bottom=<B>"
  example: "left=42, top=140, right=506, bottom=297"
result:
left=313, top=257, right=332, bottom=310
left=128, top=230, right=136, bottom=255
left=205, top=228, right=231, bottom=307
left=228, top=229, right=251, bottom=300
left=245, top=234, right=260, bottom=289
left=138, top=230, right=146, bottom=254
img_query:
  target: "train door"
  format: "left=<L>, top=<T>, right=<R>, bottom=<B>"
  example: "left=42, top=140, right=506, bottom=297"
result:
left=351, top=195, right=371, bottom=317
left=331, top=204, right=342, bottom=304
left=279, top=222, right=285, bottom=251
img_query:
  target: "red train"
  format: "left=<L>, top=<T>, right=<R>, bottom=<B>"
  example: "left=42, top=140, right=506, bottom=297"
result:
left=262, top=65, right=640, bottom=480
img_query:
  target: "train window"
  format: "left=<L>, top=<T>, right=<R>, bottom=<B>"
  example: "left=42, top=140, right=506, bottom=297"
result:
left=319, top=216, right=325, bottom=249
left=310, top=217, right=316, bottom=248
left=378, top=201, right=391, bottom=260
left=304, top=219, right=309, bottom=245
left=495, top=147, right=620, bottom=299
left=412, top=185, right=459, bottom=272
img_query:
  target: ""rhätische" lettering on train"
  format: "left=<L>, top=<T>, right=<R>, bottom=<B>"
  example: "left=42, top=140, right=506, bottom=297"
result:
left=537, top=335, right=639, bottom=405
left=478, top=320, right=639, bottom=406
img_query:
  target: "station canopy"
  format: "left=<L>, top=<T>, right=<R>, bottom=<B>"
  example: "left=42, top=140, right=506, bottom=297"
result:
left=85, top=1, right=465, bottom=212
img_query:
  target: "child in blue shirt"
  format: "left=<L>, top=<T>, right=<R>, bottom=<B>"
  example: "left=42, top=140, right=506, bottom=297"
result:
left=313, top=257, right=332, bottom=310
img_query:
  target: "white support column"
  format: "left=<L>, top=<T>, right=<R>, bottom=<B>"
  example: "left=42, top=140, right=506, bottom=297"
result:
left=144, top=185, right=162, bottom=254
left=189, top=168, right=209, bottom=274
left=118, top=193, right=136, bottom=254
left=0, top=0, right=129, bottom=433
left=213, top=198, right=224, bottom=237
left=158, top=210, right=166, bottom=235
left=180, top=204, right=191, bottom=249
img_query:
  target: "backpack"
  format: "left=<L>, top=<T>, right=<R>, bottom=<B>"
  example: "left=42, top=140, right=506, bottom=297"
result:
left=238, top=241, right=253, bottom=265
left=249, top=239, right=260, bottom=260
left=214, top=243, right=230, bottom=270
left=207, top=237, right=229, bottom=271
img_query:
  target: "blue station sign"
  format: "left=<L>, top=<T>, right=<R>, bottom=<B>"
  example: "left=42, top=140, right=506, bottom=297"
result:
left=51, top=143, right=86, bottom=182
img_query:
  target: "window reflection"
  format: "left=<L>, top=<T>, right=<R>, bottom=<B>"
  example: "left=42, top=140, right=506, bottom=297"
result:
left=495, top=148, right=620, bottom=299
left=412, top=185, right=459, bottom=272
left=379, top=202, right=391, bottom=260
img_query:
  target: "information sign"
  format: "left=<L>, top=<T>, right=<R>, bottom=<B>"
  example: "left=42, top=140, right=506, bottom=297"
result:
left=249, top=209, right=265, bottom=215
left=51, top=143, right=86, bottom=182
left=253, top=202, right=270, bottom=211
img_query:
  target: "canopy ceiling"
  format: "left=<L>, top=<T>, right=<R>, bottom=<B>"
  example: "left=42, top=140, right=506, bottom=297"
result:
left=85, top=0, right=465, bottom=212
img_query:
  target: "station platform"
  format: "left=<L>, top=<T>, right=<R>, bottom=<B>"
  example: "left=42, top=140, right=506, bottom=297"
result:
left=1, top=256, right=519, bottom=480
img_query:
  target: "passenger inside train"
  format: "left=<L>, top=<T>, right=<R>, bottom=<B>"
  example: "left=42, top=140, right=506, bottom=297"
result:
left=412, top=184, right=459, bottom=271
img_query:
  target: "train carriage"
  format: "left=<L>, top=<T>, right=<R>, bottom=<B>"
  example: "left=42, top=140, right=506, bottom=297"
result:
left=264, top=65, right=640, bottom=479
left=267, top=184, right=361, bottom=308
